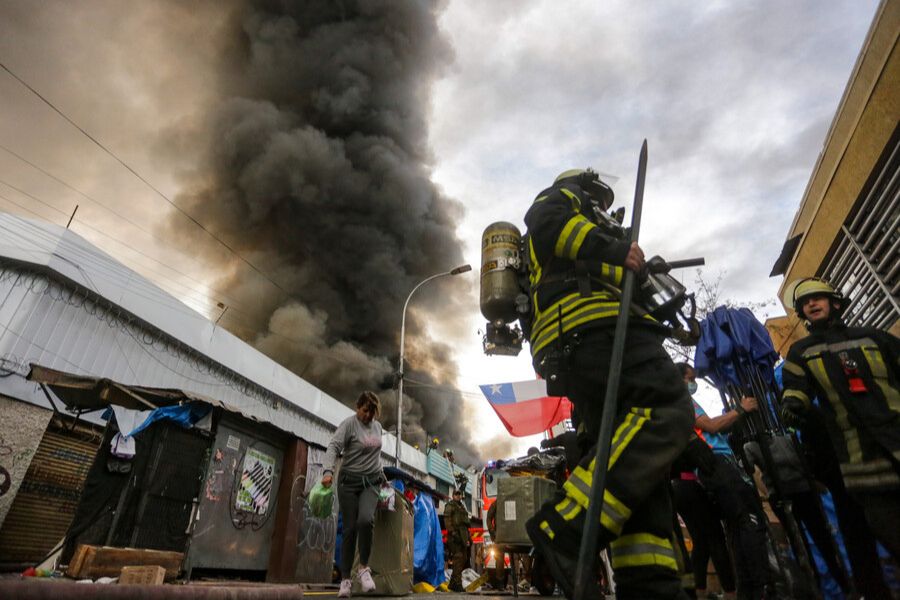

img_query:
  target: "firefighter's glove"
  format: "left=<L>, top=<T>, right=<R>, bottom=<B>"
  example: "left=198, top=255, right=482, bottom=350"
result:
left=780, top=397, right=807, bottom=428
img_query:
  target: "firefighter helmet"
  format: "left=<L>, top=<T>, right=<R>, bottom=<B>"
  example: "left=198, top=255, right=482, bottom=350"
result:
left=554, top=168, right=615, bottom=210
left=784, top=277, right=846, bottom=316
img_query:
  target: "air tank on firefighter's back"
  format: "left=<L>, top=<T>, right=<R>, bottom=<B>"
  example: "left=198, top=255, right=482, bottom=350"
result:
left=480, top=222, right=521, bottom=324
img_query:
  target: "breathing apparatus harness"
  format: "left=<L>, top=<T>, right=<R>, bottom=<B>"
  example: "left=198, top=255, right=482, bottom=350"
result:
left=479, top=170, right=703, bottom=356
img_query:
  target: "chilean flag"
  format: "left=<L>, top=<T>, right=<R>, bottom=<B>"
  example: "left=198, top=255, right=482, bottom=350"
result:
left=478, top=380, right=572, bottom=437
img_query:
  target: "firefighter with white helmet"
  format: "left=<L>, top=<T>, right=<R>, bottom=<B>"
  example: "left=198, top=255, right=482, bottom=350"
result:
left=523, top=168, right=694, bottom=599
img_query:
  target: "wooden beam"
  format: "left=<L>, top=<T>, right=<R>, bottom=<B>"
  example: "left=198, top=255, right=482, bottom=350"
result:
left=66, top=545, right=183, bottom=580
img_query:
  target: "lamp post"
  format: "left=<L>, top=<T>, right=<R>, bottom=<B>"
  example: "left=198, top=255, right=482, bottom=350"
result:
left=395, top=264, right=472, bottom=467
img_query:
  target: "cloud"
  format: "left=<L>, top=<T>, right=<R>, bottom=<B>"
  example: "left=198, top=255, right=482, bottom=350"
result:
left=0, top=0, right=482, bottom=464
left=430, top=0, right=877, bottom=455
left=0, top=0, right=880, bottom=464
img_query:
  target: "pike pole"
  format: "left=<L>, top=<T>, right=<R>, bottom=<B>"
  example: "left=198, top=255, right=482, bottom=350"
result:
left=573, top=139, right=647, bottom=600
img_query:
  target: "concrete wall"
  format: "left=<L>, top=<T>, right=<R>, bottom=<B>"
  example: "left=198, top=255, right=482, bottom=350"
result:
left=0, top=396, right=51, bottom=528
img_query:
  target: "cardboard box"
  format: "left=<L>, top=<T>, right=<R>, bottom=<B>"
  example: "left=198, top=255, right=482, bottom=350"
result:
left=495, top=476, right=557, bottom=545
left=352, top=488, right=414, bottom=595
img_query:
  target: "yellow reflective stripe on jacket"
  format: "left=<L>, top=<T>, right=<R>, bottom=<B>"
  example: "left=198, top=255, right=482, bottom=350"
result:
left=530, top=292, right=656, bottom=355
left=861, top=346, right=900, bottom=413
left=559, top=187, right=582, bottom=211
left=609, top=409, right=650, bottom=466
left=782, top=360, right=805, bottom=377
left=840, top=459, right=900, bottom=489
left=803, top=337, right=879, bottom=357
left=601, top=263, right=624, bottom=287
left=610, top=533, right=678, bottom=571
left=555, top=497, right=581, bottom=521
left=808, top=357, right=863, bottom=463
left=562, top=478, right=631, bottom=536
left=528, top=236, right=542, bottom=288
left=530, top=293, right=619, bottom=353
left=554, top=214, right=596, bottom=260
left=782, top=388, right=810, bottom=408
left=539, top=520, right=555, bottom=540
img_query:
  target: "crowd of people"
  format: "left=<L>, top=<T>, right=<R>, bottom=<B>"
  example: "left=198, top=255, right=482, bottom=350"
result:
left=519, top=168, right=899, bottom=600
left=317, top=169, right=898, bottom=600
left=667, top=276, right=900, bottom=599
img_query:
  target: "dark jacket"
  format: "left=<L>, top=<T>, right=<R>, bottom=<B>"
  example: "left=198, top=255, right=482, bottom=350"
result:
left=444, top=499, right=470, bottom=548
left=782, top=320, right=900, bottom=490
left=524, top=182, right=658, bottom=362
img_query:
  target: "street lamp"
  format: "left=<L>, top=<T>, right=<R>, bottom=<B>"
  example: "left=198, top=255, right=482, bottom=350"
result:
left=395, top=264, right=472, bottom=466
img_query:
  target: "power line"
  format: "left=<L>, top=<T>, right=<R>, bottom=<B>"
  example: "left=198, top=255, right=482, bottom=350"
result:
left=0, top=143, right=232, bottom=278
left=0, top=205, right=486, bottom=405
left=0, top=207, right=389, bottom=381
left=0, top=60, right=291, bottom=299
left=0, top=179, right=255, bottom=314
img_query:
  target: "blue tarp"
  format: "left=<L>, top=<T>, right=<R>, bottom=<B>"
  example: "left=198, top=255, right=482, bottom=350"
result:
left=413, top=488, right=445, bottom=586
left=698, top=308, right=899, bottom=597
left=104, top=402, right=212, bottom=436
left=131, top=402, right=211, bottom=436
left=694, top=306, right=780, bottom=389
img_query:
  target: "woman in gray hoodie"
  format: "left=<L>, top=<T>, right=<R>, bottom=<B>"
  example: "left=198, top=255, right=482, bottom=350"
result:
left=322, top=391, right=385, bottom=597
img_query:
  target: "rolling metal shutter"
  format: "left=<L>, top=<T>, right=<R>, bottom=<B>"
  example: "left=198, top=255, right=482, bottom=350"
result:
left=0, top=419, right=101, bottom=566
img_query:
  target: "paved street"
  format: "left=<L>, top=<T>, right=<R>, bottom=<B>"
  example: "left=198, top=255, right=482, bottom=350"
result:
left=303, top=594, right=556, bottom=599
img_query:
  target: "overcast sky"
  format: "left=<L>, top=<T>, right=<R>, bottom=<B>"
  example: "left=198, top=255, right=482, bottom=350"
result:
left=430, top=0, right=880, bottom=454
left=0, top=0, right=881, bottom=460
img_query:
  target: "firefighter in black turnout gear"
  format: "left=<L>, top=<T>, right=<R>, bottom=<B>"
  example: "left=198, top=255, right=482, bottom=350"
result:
left=781, top=277, right=900, bottom=563
left=522, top=169, right=694, bottom=600
left=444, top=488, right=471, bottom=592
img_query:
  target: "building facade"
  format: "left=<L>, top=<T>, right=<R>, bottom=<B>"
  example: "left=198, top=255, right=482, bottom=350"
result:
left=0, top=212, right=427, bottom=578
left=767, top=0, right=899, bottom=353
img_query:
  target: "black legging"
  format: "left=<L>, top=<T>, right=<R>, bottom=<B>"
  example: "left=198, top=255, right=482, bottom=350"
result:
left=673, top=477, right=736, bottom=592
left=337, top=472, right=382, bottom=579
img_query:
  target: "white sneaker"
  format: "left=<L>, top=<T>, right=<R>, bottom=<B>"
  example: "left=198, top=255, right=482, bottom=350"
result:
left=359, top=567, right=376, bottom=593
left=338, top=578, right=352, bottom=597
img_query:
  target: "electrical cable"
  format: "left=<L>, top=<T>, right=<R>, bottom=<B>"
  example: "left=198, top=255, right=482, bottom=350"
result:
left=0, top=144, right=253, bottom=300
left=0, top=168, right=462, bottom=390
left=0, top=181, right=254, bottom=313
left=0, top=61, right=292, bottom=299
left=0, top=217, right=226, bottom=321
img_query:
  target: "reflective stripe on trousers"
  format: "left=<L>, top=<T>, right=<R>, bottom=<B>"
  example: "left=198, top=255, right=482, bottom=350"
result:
left=610, top=532, right=679, bottom=571
left=539, top=407, right=650, bottom=538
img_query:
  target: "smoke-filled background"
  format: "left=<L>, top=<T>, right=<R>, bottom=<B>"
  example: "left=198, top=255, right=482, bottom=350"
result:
left=165, top=1, right=479, bottom=461
left=0, top=1, right=880, bottom=463
left=0, top=0, right=482, bottom=464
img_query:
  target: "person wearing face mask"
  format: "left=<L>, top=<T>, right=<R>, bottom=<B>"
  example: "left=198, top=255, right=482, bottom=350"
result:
left=675, top=363, right=769, bottom=600
left=671, top=366, right=737, bottom=599
left=322, top=391, right=386, bottom=598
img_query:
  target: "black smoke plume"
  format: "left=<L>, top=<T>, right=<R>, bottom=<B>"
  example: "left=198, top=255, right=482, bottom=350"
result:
left=169, top=1, right=479, bottom=464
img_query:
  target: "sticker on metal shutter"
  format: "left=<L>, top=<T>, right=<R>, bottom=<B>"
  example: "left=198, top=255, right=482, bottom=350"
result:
left=504, top=500, right=516, bottom=520
left=226, top=435, right=241, bottom=451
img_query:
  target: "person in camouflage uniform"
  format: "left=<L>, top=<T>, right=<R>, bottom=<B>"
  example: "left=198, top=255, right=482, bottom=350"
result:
left=444, top=488, right=471, bottom=592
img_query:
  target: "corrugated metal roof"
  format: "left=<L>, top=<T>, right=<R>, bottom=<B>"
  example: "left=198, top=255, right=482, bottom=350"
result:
left=0, top=212, right=426, bottom=475
left=425, top=452, right=474, bottom=495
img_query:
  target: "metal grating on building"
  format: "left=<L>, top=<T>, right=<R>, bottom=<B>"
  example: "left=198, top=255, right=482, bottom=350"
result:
left=820, top=127, right=900, bottom=330
left=0, top=418, right=101, bottom=565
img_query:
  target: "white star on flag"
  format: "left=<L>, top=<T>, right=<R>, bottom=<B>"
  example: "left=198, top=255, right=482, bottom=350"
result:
left=490, top=384, right=502, bottom=395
